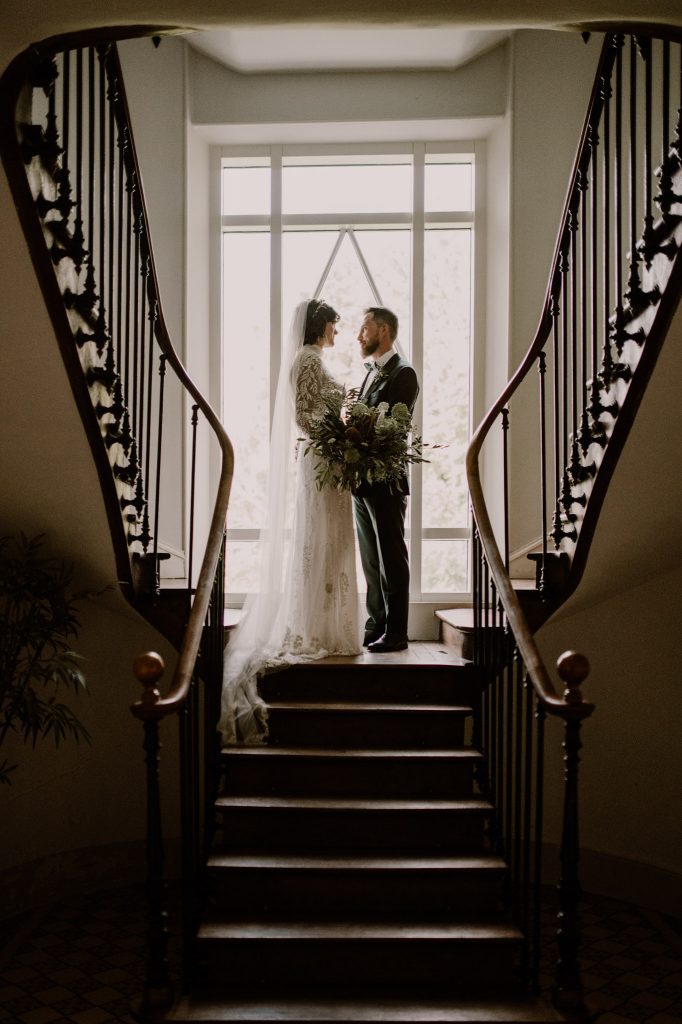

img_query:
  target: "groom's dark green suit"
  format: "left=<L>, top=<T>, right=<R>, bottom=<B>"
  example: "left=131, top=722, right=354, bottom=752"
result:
left=353, top=352, right=420, bottom=644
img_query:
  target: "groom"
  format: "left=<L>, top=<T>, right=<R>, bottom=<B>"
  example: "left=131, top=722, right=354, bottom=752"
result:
left=353, top=307, right=420, bottom=653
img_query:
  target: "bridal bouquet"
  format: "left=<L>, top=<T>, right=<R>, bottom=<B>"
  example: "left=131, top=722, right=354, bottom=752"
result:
left=305, top=393, right=426, bottom=493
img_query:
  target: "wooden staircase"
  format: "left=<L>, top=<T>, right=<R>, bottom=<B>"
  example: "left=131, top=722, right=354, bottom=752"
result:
left=169, top=644, right=560, bottom=1023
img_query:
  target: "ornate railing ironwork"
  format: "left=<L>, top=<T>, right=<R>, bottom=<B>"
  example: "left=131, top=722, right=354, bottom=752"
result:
left=467, top=28, right=682, bottom=1013
left=0, top=31, right=233, bottom=1014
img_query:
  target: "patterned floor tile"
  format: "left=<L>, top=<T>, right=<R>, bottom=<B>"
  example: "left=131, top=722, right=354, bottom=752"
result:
left=0, top=885, right=679, bottom=1022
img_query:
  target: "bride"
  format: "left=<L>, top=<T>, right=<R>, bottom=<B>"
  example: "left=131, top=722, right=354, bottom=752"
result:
left=218, top=299, right=362, bottom=745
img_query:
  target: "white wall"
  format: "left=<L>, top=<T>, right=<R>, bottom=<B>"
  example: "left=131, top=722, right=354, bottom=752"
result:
left=189, top=42, right=508, bottom=126
left=479, top=113, right=512, bottom=548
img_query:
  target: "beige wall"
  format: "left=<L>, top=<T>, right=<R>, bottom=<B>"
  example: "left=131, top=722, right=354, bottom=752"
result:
left=537, top=564, right=682, bottom=893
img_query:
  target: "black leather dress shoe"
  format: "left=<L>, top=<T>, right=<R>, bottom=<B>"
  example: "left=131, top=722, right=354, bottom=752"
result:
left=367, top=634, right=409, bottom=653
left=363, top=630, right=385, bottom=647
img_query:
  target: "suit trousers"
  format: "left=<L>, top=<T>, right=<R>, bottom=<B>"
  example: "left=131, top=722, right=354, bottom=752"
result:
left=353, top=488, right=410, bottom=640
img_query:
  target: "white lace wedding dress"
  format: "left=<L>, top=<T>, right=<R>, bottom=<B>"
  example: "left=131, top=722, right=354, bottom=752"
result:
left=218, top=336, right=361, bottom=746
left=285, top=345, right=361, bottom=656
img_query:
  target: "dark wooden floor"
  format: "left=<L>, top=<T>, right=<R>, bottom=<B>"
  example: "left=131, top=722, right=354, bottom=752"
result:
left=311, top=641, right=466, bottom=668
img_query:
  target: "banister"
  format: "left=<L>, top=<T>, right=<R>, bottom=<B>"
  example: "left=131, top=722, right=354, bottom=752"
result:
left=99, top=43, right=234, bottom=718
left=467, top=25, right=682, bottom=1008
left=468, top=23, right=682, bottom=707
left=1, top=32, right=234, bottom=722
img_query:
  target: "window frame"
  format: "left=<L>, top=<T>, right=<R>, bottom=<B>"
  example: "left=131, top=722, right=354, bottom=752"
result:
left=213, top=139, right=484, bottom=605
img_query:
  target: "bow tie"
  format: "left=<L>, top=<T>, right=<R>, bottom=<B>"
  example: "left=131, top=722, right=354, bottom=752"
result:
left=364, top=361, right=379, bottom=372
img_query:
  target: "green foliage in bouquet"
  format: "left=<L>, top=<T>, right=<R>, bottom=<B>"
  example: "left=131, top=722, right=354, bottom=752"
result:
left=0, top=532, right=96, bottom=785
left=305, top=392, right=427, bottom=493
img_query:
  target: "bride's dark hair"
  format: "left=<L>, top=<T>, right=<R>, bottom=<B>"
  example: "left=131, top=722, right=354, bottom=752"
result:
left=304, top=299, right=339, bottom=345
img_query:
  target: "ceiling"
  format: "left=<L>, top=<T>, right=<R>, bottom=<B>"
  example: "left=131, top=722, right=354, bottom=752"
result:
left=187, top=26, right=510, bottom=73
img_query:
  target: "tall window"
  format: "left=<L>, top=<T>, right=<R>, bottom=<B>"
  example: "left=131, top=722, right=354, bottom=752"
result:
left=220, top=144, right=474, bottom=602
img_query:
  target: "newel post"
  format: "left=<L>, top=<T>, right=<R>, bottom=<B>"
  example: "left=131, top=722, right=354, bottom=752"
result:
left=131, top=652, right=174, bottom=1017
left=553, top=650, right=594, bottom=1018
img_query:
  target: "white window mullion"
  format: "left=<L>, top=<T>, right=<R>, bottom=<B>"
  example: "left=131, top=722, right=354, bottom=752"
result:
left=410, top=144, right=425, bottom=601
left=270, top=146, right=282, bottom=427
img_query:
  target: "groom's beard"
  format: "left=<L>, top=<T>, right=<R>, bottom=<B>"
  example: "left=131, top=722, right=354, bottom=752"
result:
left=360, top=338, right=380, bottom=358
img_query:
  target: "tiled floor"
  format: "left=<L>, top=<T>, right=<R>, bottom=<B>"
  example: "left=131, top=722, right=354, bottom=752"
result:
left=0, top=886, right=680, bottom=1023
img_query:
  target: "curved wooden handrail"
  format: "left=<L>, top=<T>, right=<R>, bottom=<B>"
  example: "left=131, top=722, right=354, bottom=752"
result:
left=0, top=28, right=234, bottom=722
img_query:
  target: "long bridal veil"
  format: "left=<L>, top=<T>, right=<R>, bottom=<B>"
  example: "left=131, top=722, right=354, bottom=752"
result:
left=218, top=301, right=310, bottom=745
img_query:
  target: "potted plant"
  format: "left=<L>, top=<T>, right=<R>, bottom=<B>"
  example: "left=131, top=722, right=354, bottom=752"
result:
left=0, top=532, right=95, bottom=784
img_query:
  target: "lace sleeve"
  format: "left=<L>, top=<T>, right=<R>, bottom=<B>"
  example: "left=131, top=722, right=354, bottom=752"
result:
left=294, top=349, right=326, bottom=436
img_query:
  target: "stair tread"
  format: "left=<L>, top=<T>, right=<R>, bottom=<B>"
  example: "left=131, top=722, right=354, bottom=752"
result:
left=216, top=796, right=493, bottom=811
left=169, top=989, right=560, bottom=1022
left=208, top=853, right=506, bottom=870
left=266, top=702, right=471, bottom=712
left=222, top=747, right=482, bottom=759
left=199, top=920, right=523, bottom=941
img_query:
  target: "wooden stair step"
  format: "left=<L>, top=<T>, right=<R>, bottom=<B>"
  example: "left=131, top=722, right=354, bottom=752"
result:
left=265, top=703, right=472, bottom=749
left=258, top=663, right=477, bottom=706
left=206, top=852, right=506, bottom=915
left=221, top=747, right=482, bottom=798
left=168, top=990, right=560, bottom=1023
left=199, top=919, right=521, bottom=940
left=214, top=796, right=492, bottom=853
left=195, top=919, right=522, bottom=986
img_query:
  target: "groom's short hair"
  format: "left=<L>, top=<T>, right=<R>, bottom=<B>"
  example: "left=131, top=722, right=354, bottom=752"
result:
left=366, top=306, right=398, bottom=341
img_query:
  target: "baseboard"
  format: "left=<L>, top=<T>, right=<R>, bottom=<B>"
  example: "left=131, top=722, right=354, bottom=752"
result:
left=542, top=842, right=681, bottom=917
left=0, top=839, right=182, bottom=921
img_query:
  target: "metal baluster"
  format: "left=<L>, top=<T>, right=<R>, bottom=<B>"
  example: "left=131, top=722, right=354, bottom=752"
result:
left=640, top=37, right=656, bottom=267
left=57, top=49, right=72, bottom=222
left=179, top=692, right=195, bottom=988
left=531, top=701, right=546, bottom=992
left=495, top=597, right=504, bottom=853
left=132, top=653, right=173, bottom=1014
left=152, top=354, right=167, bottom=573
left=132, top=207, right=140, bottom=441
left=520, top=670, right=534, bottom=983
left=561, top=251, right=569, bottom=490
left=472, top=525, right=480, bottom=670
left=550, top=293, right=562, bottom=546
left=504, top=628, right=514, bottom=891
left=538, top=353, right=549, bottom=593
left=501, top=408, right=510, bottom=572
left=73, top=49, right=85, bottom=274
left=124, top=169, right=133, bottom=415
left=588, top=118, right=603, bottom=434
left=512, top=649, right=523, bottom=926
left=142, top=302, right=156, bottom=551
left=107, top=51, right=116, bottom=376
left=609, top=36, right=640, bottom=376
left=489, top=581, right=498, bottom=814
left=83, top=48, right=97, bottom=326
left=188, top=405, right=200, bottom=610
left=98, top=47, right=107, bottom=351
left=138, top=246, right=148, bottom=471
left=601, top=65, right=615, bottom=391
left=625, top=36, right=643, bottom=314
left=579, top=142, right=594, bottom=454
left=552, top=653, right=592, bottom=1017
